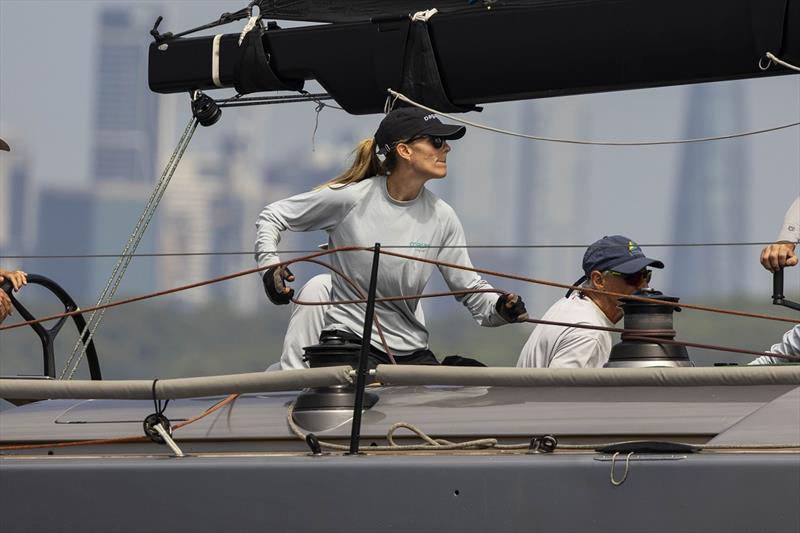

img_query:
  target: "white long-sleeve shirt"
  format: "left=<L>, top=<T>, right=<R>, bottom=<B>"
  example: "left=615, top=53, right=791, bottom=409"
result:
left=777, top=196, right=799, bottom=243
left=516, top=293, right=615, bottom=368
left=749, top=325, right=800, bottom=365
left=256, top=176, right=505, bottom=355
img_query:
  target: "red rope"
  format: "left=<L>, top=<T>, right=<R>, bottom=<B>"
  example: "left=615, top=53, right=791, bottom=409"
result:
left=377, top=248, right=800, bottom=325
left=0, top=246, right=367, bottom=332
left=2, top=246, right=797, bottom=363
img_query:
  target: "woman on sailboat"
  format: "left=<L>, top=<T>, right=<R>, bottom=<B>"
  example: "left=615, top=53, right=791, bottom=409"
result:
left=255, top=107, right=528, bottom=366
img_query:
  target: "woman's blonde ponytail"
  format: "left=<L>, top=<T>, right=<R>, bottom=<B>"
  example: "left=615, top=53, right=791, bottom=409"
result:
left=316, top=138, right=386, bottom=189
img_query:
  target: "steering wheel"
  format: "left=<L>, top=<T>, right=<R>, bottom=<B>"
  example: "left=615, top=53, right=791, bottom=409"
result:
left=2, top=274, right=101, bottom=380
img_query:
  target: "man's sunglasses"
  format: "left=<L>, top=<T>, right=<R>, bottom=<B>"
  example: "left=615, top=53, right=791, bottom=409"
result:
left=606, top=269, right=652, bottom=285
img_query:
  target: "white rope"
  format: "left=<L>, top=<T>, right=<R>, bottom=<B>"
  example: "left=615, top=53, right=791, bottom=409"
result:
left=765, top=51, right=800, bottom=73
left=287, top=402, right=508, bottom=451
left=287, top=402, right=800, bottom=453
left=387, top=89, right=800, bottom=146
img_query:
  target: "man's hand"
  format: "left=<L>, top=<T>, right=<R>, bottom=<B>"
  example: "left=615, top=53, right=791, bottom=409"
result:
left=0, top=269, right=27, bottom=291
left=760, top=242, right=798, bottom=272
left=262, top=265, right=295, bottom=305
left=496, top=293, right=529, bottom=323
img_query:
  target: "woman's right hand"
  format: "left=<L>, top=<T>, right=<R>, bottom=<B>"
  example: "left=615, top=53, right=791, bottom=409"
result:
left=262, top=265, right=295, bottom=305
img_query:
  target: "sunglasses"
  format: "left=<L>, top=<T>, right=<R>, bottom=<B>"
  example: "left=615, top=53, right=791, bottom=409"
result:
left=405, top=135, right=446, bottom=150
left=606, top=269, right=652, bottom=285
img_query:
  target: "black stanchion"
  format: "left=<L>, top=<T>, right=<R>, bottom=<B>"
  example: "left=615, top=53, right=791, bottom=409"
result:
left=348, top=243, right=381, bottom=455
left=773, top=269, right=800, bottom=312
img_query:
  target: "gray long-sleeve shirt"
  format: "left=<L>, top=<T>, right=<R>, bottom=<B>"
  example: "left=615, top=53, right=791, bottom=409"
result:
left=255, top=176, right=506, bottom=355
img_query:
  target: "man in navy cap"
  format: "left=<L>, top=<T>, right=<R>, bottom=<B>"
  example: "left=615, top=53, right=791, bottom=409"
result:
left=516, top=235, right=664, bottom=368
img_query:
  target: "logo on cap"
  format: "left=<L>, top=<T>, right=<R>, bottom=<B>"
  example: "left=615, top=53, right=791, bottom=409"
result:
left=628, top=240, right=640, bottom=254
left=423, top=114, right=437, bottom=121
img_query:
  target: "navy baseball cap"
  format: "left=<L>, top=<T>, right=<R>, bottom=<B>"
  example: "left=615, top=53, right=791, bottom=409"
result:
left=583, top=235, right=664, bottom=275
left=374, top=108, right=466, bottom=155
left=566, top=235, right=663, bottom=296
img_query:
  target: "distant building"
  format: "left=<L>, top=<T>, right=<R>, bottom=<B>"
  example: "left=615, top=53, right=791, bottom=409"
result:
left=0, top=139, right=33, bottom=259
left=669, top=84, right=748, bottom=298
left=35, top=186, right=94, bottom=299
left=86, top=5, right=160, bottom=303
left=90, top=181, right=158, bottom=300
left=91, top=6, right=159, bottom=185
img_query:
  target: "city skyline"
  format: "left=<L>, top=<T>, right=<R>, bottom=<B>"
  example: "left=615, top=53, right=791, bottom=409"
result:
left=1, top=0, right=798, bottom=313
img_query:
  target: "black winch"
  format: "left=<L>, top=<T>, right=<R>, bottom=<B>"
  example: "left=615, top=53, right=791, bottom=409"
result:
left=605, top=289, right=693, bottom=368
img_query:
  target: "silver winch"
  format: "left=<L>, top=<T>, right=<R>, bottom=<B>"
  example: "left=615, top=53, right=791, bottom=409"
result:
left=291, top=332, right=379, bottom=433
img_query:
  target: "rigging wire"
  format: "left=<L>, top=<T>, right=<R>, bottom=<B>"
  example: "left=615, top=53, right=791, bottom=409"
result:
left=387, top=89, right=800, bottom=146
left=60, top=116, right=199, bottom=381
left=1, top=240, right=790, bottom=259
left=213, top=92, right=344, bottom=110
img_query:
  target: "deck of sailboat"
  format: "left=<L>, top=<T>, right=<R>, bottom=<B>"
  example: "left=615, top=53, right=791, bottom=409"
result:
left=2, top=378, right=798, bottom=454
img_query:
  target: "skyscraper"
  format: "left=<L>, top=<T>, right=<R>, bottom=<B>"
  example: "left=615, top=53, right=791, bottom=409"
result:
left=36, top=185, right=94, bottom=299
left=92, top=7, right=159, bottom=184
left=86, top=6, right=160, bottom=300
left=669, top=83, right=748, bottom=298
left=0, top=138, right=33, bottom=258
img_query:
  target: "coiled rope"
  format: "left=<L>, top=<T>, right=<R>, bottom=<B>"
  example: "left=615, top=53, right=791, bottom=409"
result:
left=286, top=402, right=799, bottom=453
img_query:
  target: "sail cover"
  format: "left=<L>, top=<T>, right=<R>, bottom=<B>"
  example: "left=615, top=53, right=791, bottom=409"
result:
left=150, top=0, right=800, bottom=114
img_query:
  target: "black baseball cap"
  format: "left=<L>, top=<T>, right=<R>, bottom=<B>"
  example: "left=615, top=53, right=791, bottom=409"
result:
left=374, top=107, right=466, bottom=155
left=0, top=137, right=9, bottom=152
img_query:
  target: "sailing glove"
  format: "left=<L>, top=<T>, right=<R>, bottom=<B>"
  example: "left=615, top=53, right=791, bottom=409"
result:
left=263, top=265, right=295, bottom=305
left=496, top=293, right=528, bottom=323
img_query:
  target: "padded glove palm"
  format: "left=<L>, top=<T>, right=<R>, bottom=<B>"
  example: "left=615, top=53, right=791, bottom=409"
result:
left=495, top=293, right=528, bottom=323
left=263, top=265, right=295, bottom=305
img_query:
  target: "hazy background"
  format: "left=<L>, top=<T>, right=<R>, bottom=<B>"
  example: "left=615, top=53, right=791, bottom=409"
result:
left=1, top=0, right=798, bottom=379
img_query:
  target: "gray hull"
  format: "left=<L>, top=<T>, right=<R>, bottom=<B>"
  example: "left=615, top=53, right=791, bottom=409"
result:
left=2, top=452, right=798, bottom=532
